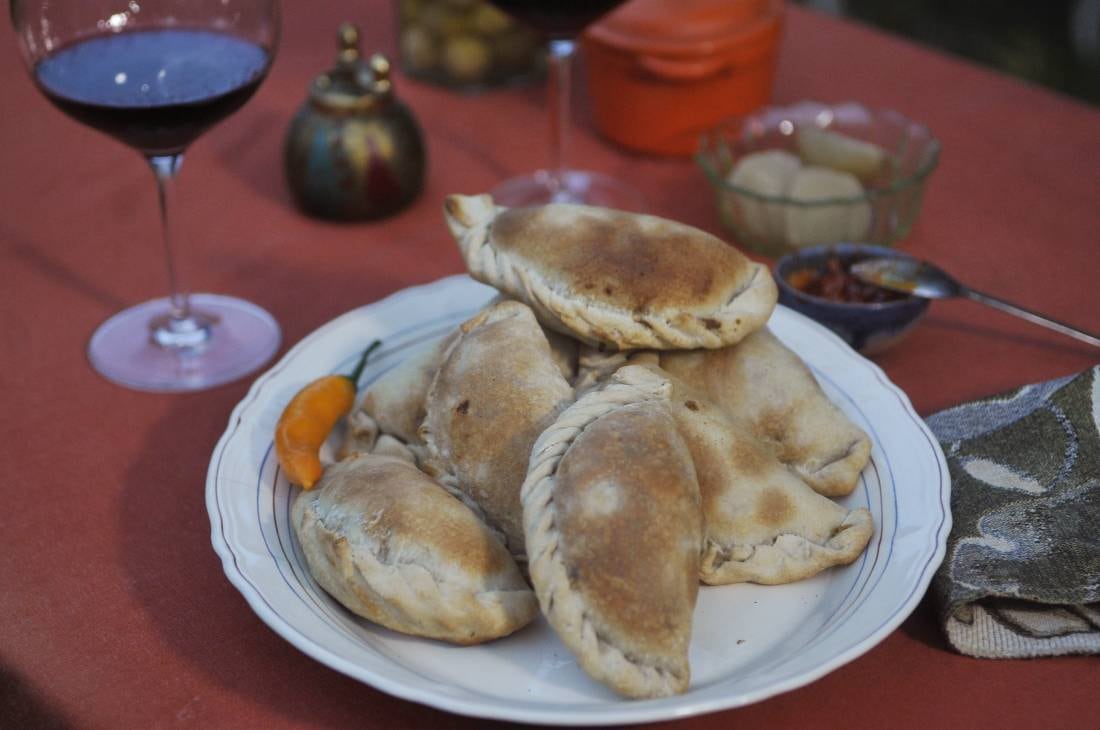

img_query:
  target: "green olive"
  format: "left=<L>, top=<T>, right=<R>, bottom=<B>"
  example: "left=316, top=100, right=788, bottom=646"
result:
left=443, top=34, right=492, bottom=83
left=401, top=26, right=438, bottom=72
left=471, top=4, right=512, bottom=35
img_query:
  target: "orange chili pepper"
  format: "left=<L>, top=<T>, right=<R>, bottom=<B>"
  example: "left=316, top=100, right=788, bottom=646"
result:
left=275, top=340, right=381, bottom=489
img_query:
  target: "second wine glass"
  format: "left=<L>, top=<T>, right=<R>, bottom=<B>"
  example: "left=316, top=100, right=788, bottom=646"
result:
left=486, top=0, right=644, bottom=210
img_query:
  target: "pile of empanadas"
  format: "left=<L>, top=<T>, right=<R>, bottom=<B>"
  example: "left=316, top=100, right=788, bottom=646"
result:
left=290, top=194, right=874, bottom=699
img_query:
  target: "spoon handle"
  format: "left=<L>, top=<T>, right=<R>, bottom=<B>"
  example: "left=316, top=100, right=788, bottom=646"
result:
left=963, top=288, right=1100, bottom=348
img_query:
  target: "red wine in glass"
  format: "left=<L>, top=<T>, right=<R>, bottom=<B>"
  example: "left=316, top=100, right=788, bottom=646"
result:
left=34, top=29, right=270, bottom=156
left=485, top=0, right=643, bottom=210
left=12, top=0, right=282, bottom=392
left=486, top=0, right=628, bottom=39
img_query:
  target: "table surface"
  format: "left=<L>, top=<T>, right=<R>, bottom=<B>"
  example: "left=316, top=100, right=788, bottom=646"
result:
left=2, top=2, right=1098, bottom=728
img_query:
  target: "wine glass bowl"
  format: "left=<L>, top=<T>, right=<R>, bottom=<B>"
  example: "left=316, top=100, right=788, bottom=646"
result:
left=11, top=0, right=282, bottom=392
left=12, top=1, right=279, bottom=156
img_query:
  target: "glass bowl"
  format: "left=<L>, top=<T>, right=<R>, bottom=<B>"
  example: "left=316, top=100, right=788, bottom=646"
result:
left=697, top=101, right=940, bottom=258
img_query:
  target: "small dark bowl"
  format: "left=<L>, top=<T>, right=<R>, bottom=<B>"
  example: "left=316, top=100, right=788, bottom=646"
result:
left=774, top=243, right=930, bottom=355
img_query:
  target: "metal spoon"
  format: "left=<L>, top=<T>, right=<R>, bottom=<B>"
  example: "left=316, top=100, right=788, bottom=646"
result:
left=850, top=258, right=1100, bottom=348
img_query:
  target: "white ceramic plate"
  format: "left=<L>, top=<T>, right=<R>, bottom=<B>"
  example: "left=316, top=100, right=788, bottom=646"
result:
left=207, top=274, right=951, bottom=725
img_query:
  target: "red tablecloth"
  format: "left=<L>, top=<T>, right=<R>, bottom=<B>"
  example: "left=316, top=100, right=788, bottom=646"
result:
left=2, top=2, right=1097, bottom=727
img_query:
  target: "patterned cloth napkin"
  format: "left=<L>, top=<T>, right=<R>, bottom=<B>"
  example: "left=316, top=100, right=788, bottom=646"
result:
left=926, top=365, right=1100, bottom=658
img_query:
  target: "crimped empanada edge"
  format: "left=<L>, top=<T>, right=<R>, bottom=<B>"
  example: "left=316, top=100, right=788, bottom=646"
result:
left=521, top=367, right=691, bottom=698
left=700, top=507, right=875, bottom=586
left=447, top=195, right=777, bottom=350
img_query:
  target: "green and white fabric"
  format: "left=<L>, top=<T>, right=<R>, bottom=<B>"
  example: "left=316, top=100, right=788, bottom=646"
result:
left=927, top=366, right=1100, bottom=658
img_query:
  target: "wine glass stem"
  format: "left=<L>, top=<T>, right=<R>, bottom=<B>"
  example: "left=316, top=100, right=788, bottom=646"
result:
left=148, top=154, right=211, bottom=350
left=546, top=38, right=575, bottom=190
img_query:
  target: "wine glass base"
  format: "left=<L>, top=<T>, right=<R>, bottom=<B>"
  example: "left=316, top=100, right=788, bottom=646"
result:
left=492, top=169, right=646, bottom=211
left=87, top=294, right=281, bottom=393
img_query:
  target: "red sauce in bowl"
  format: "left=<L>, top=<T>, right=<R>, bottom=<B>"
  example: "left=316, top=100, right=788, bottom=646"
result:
left=786, top=256, right=905, bottom=304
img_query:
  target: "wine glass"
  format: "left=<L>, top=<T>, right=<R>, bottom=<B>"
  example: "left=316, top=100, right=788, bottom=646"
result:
left=10, top=0, right=282, bottom=392
left=486, top=0, right=644, bottom=210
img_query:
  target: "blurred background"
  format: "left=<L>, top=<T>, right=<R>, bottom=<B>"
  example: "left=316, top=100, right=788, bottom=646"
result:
left=798, top=0, right=1100, bottom=107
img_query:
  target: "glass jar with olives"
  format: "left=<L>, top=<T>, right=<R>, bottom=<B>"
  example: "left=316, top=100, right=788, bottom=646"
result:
left=397, top=0, right=544, bottom=90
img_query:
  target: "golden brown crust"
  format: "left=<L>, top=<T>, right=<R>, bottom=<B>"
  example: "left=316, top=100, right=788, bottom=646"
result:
left=443, top=194, right=777, bottom=350
left=292, top=455, right=537, bottom=644
left=490, top=205, right=752, bottom=314
left=641, top=364, right=873, bottom=585
left=554, top=405, right=702, bottom=660
left=522, top=366, right=702, bottom=698
left=420, top=300, right=574, bottom=558
left=659, top=328, right=871, bottom=497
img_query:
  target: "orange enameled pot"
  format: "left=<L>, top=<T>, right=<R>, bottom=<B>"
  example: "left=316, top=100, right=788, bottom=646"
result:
left=583, top=0, right=784, bottom=156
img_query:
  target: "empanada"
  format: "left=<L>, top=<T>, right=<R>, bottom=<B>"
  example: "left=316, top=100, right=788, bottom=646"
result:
left=292, top=454, right=538, bottom=644
left=523, top=365, right=702, bottom=698
left=659, top=328, right=871, bottom=497
left=345, top=300, right=577, bottom=460
left=443, top=194, right=777, bottom=350
left=357, top=330, right=458, bottom=447
left=420, top=300, right=574, bottom=558
left=640, top=363, right=873, bottom=585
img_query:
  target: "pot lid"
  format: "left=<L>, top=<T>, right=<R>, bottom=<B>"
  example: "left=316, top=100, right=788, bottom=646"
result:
left=587, top=0, right=783, bottom=57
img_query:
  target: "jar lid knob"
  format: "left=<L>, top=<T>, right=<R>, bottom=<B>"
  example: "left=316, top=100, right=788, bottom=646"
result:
left=308, top=22, right=395, bottom=112
left=364, top=53, right=391, bottom=96
left=337, top=22, right=360, bottom=65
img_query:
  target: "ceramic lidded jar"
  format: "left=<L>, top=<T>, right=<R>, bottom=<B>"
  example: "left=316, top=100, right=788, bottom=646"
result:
left=285, top=23, right=426, bottom=220
left=583, top=0, right=784, bottom=156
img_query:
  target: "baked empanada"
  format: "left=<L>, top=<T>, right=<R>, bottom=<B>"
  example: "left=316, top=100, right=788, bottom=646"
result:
left=659, top=328, right=871, bottom=497
left=641, top=363, right=873, bottom=585
left=345, top=298, right=577, bottom=460
left=420, top=300, right=574, bottom=558
left=523, top=365, right=702, bottom=698
left=292, top=454, right=538, bottom=644
left=443, top=194, right=777, bottom=350
left=358, top=330, right=458, bottom=447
